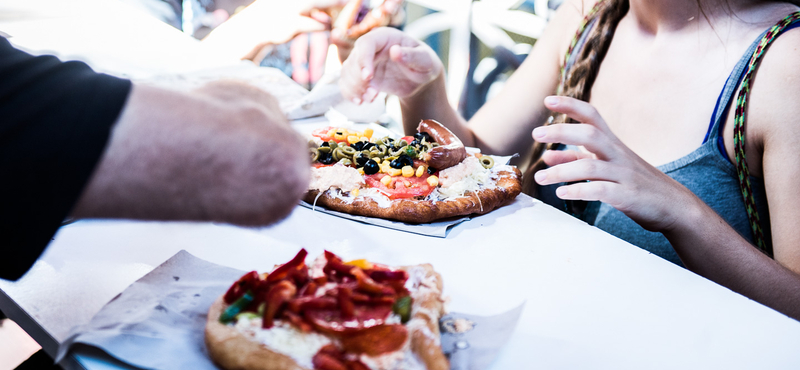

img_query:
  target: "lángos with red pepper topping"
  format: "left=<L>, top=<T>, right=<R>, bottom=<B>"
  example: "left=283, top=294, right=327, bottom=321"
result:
left=205, top=249, right=449, bottom=370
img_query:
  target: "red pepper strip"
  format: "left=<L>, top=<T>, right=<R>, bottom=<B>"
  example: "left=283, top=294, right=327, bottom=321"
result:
left=223, top=271, right=259, bottom=304
left=291, top=265, right=310, bottom=287
left=351, top=268, right=395, bottom=296
left=324, top=259, right=354, bottom=279
left=339, top=324, right=409, bottom=356
left=283, top=310, right=312, bottom=332
left=367, top=269, right=408, bottom=283
left=384, top=280, right=409, bottom=296
left=262, top=280, right=297, bottom=329
left=344, top=360, right=370, bottom=370
left=288, top=296, right=338, bottom=312
left=312, top=352, right=348, bottom=370
left=318, top=344, right=341, bottom=357
left=352, top=295, right=396, bottom=306
left=323, top=251, right=354, bottom=278
left=299, top=281, right=318, bottom=297
left=338, top=286, right=355, bottom=321
left=267, top=249, right=308, bottom=284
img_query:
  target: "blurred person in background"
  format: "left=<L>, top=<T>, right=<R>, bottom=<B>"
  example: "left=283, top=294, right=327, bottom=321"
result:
left=125, top=0, right=404, bottom=89
left=339, top=0, right=800, bottom=320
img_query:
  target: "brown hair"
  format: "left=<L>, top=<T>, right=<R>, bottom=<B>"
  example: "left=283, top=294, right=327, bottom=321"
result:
left=522, top=0, right=630, bottom=196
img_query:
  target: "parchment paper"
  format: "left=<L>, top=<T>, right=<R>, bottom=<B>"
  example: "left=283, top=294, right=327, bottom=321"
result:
left=299, top=201, right=470, bottom=238
left=56, top=251, right=523, bottom=370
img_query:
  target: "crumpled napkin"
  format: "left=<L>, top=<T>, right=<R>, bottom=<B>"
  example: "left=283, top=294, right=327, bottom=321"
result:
left=57, top=250, right=523, bottom=370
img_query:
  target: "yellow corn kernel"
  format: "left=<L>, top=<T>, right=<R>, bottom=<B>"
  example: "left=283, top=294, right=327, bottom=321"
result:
left=357, top=167, right=365, bottom=175
left=347, top=135, right=360, bottom=144
left=382, top=160, right=390, bottom=166
left=388, top=168, right=402, bottom=177
left=427, top=175, right=439, bottom=187
left=364, top=128, right=374, bottom=138
left=415, top=165, right=426, bottom=177
left=360, top=136, right=370, bottom=142
left=402, top=165, right=414, bottom=177
left=344, top=259, right=373, bottom=269
left=334, top=131, right=347, bottom=141
left=351, top=188, right=360, bottom=197
left=326, top=128, right=336, bottom=138
left=380, top=175, right=392, bottom=186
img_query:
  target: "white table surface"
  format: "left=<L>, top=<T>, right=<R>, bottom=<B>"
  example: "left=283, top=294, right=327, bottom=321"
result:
left=2, top=1, right=800, bottom=369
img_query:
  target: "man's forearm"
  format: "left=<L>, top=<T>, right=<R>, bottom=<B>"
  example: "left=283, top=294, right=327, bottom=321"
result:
left=71, top=83, right=310, bottom=226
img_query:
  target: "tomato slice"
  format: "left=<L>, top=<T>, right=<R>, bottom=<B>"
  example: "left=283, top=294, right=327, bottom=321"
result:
left=400, top=136, right=415, bottom=145
left=311, top=126, right=349, bottom=143
left=305, top=304, right=393, bottom=334
left=364, top=173, right=435, bottom=200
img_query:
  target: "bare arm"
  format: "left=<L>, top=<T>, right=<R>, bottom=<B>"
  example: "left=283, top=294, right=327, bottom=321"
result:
left=534, top=26, right=800, bottom=320
left=399, top=0, right=587, bottom=155
left=668, top=27, right=800, bottom=318
left=71, top=81, right=310, bottom=226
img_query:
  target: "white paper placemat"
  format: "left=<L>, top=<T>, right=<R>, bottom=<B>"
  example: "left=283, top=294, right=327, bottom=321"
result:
left=56, top=250, right=523, bottom=370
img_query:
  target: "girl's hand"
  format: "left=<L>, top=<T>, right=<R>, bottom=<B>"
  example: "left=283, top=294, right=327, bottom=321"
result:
left=532, top=96, right=702, bottom=233
left=339, top=27, right=442, bottom=104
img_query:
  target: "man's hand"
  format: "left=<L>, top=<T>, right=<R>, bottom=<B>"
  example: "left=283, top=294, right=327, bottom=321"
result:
left=71, top=81, right=310, bottom=226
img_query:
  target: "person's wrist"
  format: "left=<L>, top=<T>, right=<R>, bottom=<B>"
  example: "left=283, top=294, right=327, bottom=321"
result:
left=659, top=188, right=710, bottom=238
left=400, top=69, right=445, bottom=105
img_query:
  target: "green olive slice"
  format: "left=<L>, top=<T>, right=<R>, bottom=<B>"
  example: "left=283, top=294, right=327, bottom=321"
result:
left=480, top=156, right=495, bottom=169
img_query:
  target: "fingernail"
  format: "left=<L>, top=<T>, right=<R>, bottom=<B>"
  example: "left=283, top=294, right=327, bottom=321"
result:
left=361, top=67, right=371, bottom=80
left=532, top=127, right=546, bottom=139
left=534, top=170, right=547, bottom=183
left=544, top=96, right=559, bottom=106
left=352, top=97, right=362, bottom=104
left=556, top=187, right=567, bottom=197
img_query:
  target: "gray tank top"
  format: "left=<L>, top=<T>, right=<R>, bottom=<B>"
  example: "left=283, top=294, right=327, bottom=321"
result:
left=548, top=21, right=772, bottom=266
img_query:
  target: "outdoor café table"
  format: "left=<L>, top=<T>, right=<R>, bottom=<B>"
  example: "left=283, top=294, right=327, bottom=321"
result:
left=2, top=0, right=800, bottom=369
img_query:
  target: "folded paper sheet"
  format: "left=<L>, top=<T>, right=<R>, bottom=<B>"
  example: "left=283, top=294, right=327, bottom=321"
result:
left=57, top=251, right=523, bottom=370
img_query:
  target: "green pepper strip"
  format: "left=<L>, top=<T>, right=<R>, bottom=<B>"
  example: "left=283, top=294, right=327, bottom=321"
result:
left=220, top=291, right=254, bottom=323
left=392, top=296, right=413, bottom=324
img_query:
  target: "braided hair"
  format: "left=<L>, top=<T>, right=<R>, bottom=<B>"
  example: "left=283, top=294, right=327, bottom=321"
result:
left=522, top=0, right=630, bottom=196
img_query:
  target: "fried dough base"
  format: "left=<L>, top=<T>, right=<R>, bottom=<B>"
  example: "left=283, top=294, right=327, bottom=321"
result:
left=205, top=265, right=449, bottom=370
left=206, top=297, right=309, bottom=370
left=304, top=168, right=522, bottom=223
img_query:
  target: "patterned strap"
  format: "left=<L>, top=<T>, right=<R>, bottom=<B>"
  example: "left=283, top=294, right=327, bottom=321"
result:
left=733, top=11, right=800, bottom=255
left=556, top=0, right=607, bottom=95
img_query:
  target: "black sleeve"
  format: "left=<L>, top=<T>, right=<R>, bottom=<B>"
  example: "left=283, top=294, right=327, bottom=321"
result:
left=0, top=37, right=132, bottom=281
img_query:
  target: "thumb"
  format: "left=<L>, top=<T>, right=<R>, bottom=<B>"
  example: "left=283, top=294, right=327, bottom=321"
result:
left=389, top=44, right=434, bottom=74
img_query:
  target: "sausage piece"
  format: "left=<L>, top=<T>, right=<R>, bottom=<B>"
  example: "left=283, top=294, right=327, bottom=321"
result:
left=417, top=119, right=467, bottom=170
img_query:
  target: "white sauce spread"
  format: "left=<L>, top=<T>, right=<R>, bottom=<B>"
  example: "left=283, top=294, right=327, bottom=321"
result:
left=309, top=164, right=364, bottom=193
left=327, top=187, right=394, bottom=208
left=436, top=156, right=492, bottom=198
left=233, top=318, right=332, bottom=369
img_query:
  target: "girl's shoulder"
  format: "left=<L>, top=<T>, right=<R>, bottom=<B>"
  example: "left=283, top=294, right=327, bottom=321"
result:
left=547, top=0, right=604, bottom=64
left=739, top=5, right=800, bottom=172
